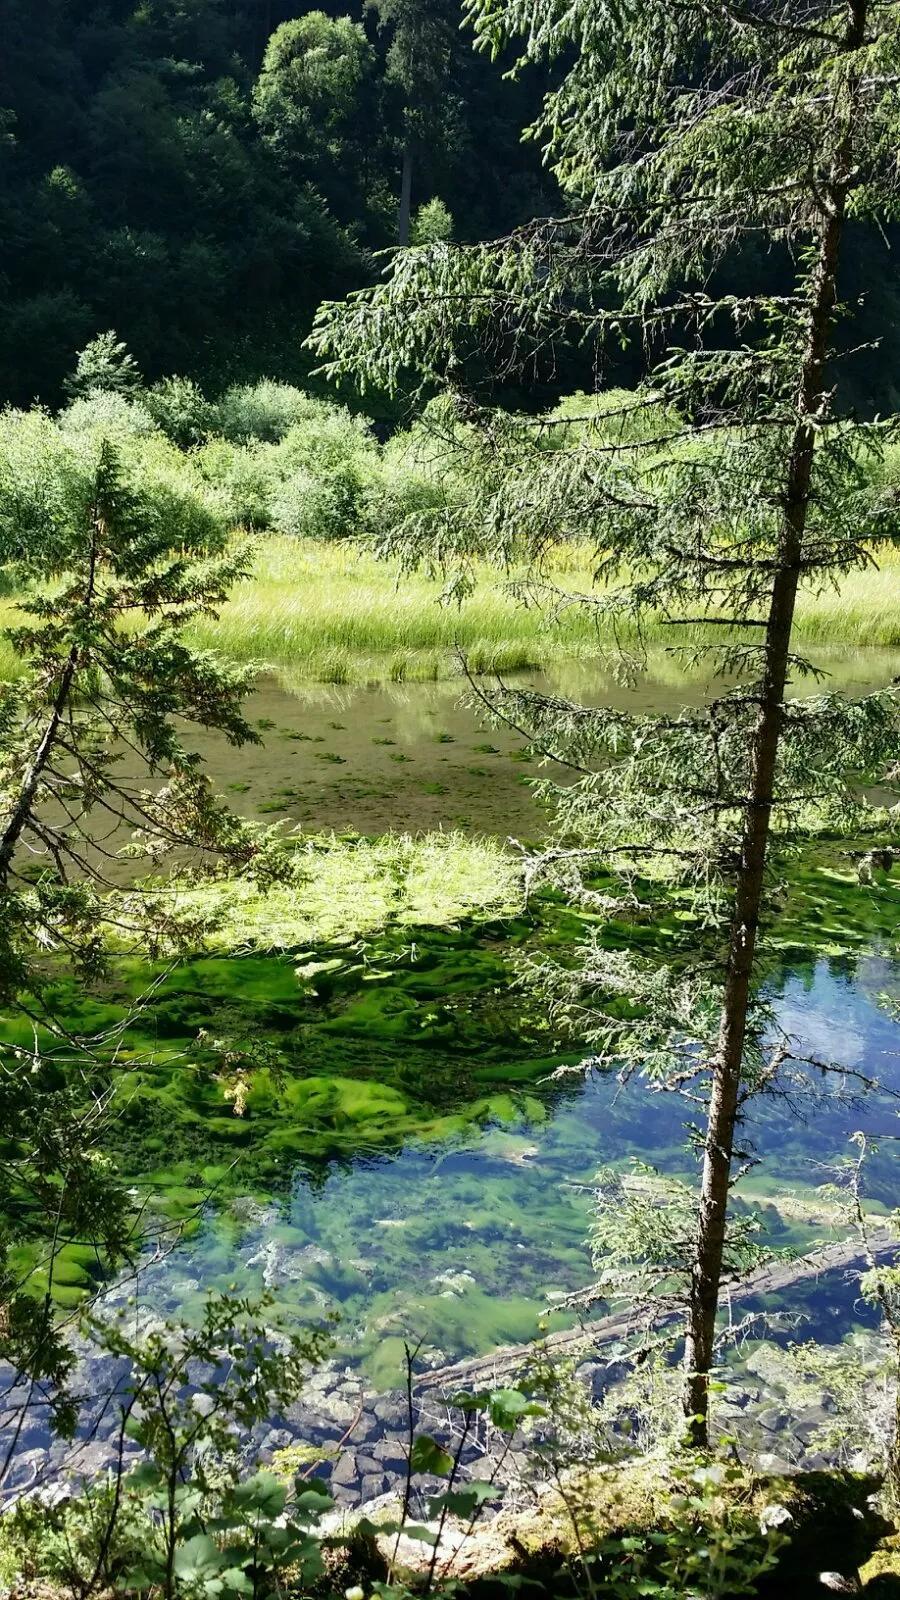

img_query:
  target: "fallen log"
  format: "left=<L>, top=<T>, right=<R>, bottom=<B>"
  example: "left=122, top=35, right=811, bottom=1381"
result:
left=414, top=1230, right=898, bottom=1397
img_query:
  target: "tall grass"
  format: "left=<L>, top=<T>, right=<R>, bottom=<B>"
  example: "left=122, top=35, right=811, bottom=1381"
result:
left=183, top=536, right=900, bottom=683
left=3, top=537, right=898, bottom=689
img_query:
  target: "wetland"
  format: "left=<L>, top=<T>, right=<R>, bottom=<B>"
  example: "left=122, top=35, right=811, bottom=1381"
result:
left=6, top=653, right=900, bottom=1430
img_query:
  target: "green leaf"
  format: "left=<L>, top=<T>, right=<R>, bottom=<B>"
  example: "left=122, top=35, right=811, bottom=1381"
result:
left=219, top=1570, right=254, bottom=1596
left=126, top=1460, right=162, bottom=1490
left=295, top=1482, right=333, bottom=1517
left=410, top=1433, right=454, bottom=1476
left=487, top=1388, right=546, bottom=1429
left=173, top=1533, right=225, bottom=1581
left=428, top=1482, right=496, bottom=1519
left=230, top=1471, right=287, bottom=1519
left=401, top=1525, right=440, bottom=1546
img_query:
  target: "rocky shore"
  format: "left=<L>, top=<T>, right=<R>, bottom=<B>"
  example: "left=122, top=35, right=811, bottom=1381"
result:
left=0, top=1233, right=894, bottom=1515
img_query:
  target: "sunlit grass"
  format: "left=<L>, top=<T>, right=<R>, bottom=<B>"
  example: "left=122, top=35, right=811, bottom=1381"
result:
left=3, top=538, right=899, bottom=689
left=182, top=536, right=900, bottom=682
left=153, top=831, right=521, bottom=951
left=184, top=538, right=603, bottom=684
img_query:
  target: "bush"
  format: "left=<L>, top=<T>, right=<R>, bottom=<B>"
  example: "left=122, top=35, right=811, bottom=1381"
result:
left=145, top=375, right=216, bottom=448
left=376, top=399, right=469, bottom=535
left=269, top=460, right=369, bottom=540
left=0, top=405, right=226, bottom=570
left=0, top=408, right=87, bottom=566
left=194, top=436, right=276, bottom=529
left=543, top=386, right=680, bottom=449
left=196, top=392, right=381, bottom=537
left=215, top=379, right=324, bottom=444
left=59, top=390, right=158, bottom=439
left=264, top=404, right=379, bottom=539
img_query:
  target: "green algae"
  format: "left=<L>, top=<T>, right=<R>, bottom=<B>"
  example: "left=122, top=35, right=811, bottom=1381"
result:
left=3, top=823, right=898, bottom=1350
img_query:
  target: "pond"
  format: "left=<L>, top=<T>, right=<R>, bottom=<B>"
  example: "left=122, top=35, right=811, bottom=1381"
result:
left=106, top=948, right=900, bottom=1391
left=4, top=648, right=900, bottom=1489
left=84, top=648, right=900, bottom=1385
left=183, top=646, right=900, bottom=838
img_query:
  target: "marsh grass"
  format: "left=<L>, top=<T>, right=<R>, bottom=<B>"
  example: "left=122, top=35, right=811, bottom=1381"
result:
left=2, top=537, right=898, bottom=689
left=185, top=537, right=900, bottom=684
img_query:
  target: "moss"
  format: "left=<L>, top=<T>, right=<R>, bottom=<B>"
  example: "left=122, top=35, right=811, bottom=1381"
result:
left=395, top=1464, right=887, bottom=1596
left=862, top=1533, right=900, bottom=1595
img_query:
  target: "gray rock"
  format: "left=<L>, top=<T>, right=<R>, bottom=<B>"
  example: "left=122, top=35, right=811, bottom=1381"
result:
left=260, top=1429, right=293, bottom=1455
left=360, top=1472, right=389, bottom=1501
left=285, top=1403, right=352, bottom=1439
left=372, top=1396, right=407, bottom=1428
left=331, top=1451, right=360, bottom=1489
left=793, top=1406, right=832, bottom=1445
left=757, top=1406, right=789, bottom=1433
left=371, top=1439, right=410, bottom=1471
left=349, top=1409, right=377, bottom=1442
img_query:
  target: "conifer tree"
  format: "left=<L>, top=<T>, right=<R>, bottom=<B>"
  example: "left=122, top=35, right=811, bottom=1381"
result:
left=0, top=432, right=257, bottom=1458
left=312, top=0, right=900, bottom=1443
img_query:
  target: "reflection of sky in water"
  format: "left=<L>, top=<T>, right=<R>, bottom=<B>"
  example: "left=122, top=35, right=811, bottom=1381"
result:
left=135, top=955, right=900, bottom=1372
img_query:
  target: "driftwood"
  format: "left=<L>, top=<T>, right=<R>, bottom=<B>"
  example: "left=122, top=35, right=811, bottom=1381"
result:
left=414, top=1231, right=898, bottom=1397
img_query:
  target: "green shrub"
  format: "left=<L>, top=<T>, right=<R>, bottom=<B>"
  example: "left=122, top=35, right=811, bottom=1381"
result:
left=197, top=393, right=381, bottom=537
left=0, top=404, right=226, bottom=569
left=145, top=375, right=216, bottom=448
left=194, top=436, right=276, bottom=529
left=59, top=390, right=158, bottom=438
left=215, top=379, right=321, bottom=443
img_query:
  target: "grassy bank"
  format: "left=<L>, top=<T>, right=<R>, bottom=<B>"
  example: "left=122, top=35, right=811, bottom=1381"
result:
left=184, top=537, right=900, bottom=682
left=2, top=536, right=899, bottom=686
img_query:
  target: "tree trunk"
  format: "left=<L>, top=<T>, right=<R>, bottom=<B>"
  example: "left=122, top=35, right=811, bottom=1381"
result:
left=398, top=139, right=413, bottom=246
left=681, top=0, right=869, bottom=1446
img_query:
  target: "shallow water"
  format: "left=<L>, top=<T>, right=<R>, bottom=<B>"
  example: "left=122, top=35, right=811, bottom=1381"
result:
left=107, top=948, right=900, bottom=1390
left=187, top=646, right=900, bottom=838
left=9, top=647, right=900, bottom=1431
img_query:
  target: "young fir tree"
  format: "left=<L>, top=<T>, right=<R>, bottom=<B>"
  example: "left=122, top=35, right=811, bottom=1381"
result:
left=0, top=433, right=257, bottom=1461
left=312, top=0, right=900, bottom=1443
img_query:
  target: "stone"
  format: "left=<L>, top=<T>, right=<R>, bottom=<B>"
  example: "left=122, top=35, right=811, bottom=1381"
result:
left=756, top=1452, right=795, bottom=1476
left=756, top=1406, right=789, bottom=1433
left=331, top=1451, right=360, bottom=1489
left=260, top=1429, right=293, bottom=1455
left=372, top=1396, right=407, bottom=1428
left=284, top=1405, right=347, bottom=1441
left=360, top=1472, right=389, bottom=1501
left=370, top=1439, right=409, bottom=1471
left=348, top=1409, right=377, bottom=1442
left=793, top=1406, right=832, bottom=1445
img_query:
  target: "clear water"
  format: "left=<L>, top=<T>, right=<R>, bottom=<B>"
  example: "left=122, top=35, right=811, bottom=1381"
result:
left=17, top=654, right=900, bottom=1390
left=121, top=951, right=900, bottom=1388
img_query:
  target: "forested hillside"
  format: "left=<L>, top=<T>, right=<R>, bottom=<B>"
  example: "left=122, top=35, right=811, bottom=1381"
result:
left=0, top=0, right=551, bottom=404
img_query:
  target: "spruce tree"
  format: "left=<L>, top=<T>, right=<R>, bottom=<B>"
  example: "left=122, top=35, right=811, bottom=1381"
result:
left=0, top=433, right=256, bottom=1457
left=312, top=0, right=900, bottom=1443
